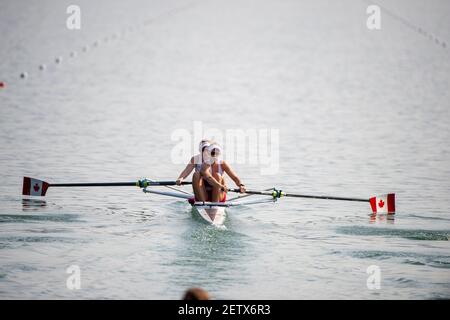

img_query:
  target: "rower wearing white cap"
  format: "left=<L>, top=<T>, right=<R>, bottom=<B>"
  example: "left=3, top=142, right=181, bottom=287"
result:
left=176, top=141, right=246, bottom=202
left=176, top=139, right=211, bottom=200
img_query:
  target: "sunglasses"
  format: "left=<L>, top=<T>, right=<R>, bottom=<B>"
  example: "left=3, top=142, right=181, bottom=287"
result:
left=210, top=149, right=220, bottom=157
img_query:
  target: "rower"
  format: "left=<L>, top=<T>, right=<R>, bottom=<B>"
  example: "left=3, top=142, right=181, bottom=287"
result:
left=176, top=139, right=211, bottom=200
left=176, top=141, right=246, bottom=202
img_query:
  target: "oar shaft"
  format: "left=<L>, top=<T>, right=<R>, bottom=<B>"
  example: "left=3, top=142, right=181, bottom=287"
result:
left=149, top=181, right=192, bottom=186
left=50, top=181, right=192, bottom=187
left=228, top=189, right=369, bottom=202
left=50, top=182, right=136, bottom=187
left=282, top=193, right=369, bottom=202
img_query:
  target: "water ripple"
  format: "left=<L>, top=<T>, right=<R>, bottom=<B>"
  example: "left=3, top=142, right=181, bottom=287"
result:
left=336, top=226, right=449, bottom=241
left=350, top=250, right=450, bottom=269
left=0, top=213, right=80, bottom=223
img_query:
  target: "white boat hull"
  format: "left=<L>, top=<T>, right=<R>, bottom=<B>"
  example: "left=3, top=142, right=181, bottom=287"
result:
left=193, top=205, right=226, bottom=225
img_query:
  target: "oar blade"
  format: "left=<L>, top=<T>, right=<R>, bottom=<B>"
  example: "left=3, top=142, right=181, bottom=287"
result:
left=22, top=177, right=50, bottom=196
left=369, top=193, right=395, bottom=214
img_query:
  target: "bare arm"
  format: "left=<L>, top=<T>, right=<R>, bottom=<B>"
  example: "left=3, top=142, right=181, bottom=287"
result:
left=222, top=161, right=246, bottom=192
left=176, top=157, right=195, bottom=185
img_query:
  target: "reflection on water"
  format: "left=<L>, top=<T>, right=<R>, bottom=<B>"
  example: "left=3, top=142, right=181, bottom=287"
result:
left=22, top=198, right=47, bottom=211
left=369, top=213, right=396, bottom=224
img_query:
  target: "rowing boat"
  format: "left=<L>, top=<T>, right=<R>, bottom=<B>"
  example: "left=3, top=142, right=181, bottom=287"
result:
left=21, top=177, right=396, bottom=226
left=191, top=203, right=226, bottom=226
left=187, top=190, right=277, bottom=225
left=140, top=187, right=275, bottom=226
left=137, top=187, right=233, bottom=225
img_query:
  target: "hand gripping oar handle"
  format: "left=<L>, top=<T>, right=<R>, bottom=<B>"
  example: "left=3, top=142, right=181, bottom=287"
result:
left=227, top=188, right=369, bottom=202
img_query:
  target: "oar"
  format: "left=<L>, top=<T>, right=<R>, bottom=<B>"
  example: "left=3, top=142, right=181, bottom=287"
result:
left=227, top=188, right=396, bottom=214
left=22, top=177, right=191, bottom=197
left=228, top=188, right=368, bottom=202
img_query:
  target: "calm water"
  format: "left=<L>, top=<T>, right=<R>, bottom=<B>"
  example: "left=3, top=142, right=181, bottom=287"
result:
left=0, top=0, right=449, bottom=299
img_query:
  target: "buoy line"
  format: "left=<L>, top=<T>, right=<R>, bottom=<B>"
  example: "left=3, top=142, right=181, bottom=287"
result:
left=1, top=0, right=203, bottom=89
left=362, top=0, right=447, bottom=50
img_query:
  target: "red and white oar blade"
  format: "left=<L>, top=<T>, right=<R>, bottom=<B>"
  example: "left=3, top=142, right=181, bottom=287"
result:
left=369, top=193, right=395, bottom=214
left=22, top=177, right=49, bottom=196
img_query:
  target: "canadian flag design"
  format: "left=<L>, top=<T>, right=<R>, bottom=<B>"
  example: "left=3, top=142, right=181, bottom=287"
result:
left=22, top=177, right=49, bottom=196
left=369, top=193, right=395, bottom=214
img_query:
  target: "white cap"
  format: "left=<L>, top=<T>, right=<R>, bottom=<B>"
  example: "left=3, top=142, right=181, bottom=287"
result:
left=199, top=140, right=211, bottom=153
left=207, top=143, right=222, bottom=157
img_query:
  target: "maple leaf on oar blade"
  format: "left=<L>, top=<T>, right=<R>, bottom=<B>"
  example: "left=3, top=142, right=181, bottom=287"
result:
left=378, top=199, right=384, bottom=208
left=33, top=183, right=40, bottom=192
